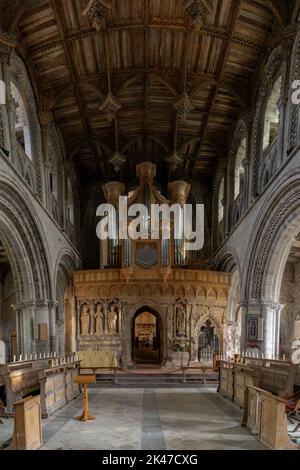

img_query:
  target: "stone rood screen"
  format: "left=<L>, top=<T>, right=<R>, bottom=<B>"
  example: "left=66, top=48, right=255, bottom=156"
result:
left=97, top=162, right=204, bottom=270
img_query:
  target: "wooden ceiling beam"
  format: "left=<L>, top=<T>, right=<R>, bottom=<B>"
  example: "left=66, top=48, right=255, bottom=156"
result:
left=190, top=0, right=243, bottom=175
left=25, top=22, right=262, bottom=56
left=268, top=0, right=294, bottom=26
left=51, top=0, right=100, bottom=176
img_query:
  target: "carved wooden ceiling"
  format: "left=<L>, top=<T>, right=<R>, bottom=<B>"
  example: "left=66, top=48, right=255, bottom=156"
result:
left=3, top=0, right=297, bottom=188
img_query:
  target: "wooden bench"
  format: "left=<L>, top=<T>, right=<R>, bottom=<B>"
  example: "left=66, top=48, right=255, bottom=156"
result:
left=243, top=385, right=298, bottom=450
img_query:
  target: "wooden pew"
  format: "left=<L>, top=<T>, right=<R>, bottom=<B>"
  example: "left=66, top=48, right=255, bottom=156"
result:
left=243, top=385, right=298, bottom=450
left=219, top=360, right=300, bottom=409
left=0, top=359, right=80, bottom=417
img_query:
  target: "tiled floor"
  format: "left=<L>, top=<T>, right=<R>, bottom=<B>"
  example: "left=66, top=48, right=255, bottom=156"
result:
left=0, top=387, right=265, bottom=450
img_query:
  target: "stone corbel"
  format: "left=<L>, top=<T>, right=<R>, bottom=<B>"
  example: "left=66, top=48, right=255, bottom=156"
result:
left=82, top=0, right=112, bottom=31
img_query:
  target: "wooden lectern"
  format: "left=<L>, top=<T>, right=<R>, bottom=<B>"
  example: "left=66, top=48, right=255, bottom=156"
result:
left=74, top=375, right=96, bottom=422
left=6, top=395, right=42, bottom=450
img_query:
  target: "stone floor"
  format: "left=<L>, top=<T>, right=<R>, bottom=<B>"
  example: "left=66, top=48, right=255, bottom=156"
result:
left=0, top=387, right=266, bottom=450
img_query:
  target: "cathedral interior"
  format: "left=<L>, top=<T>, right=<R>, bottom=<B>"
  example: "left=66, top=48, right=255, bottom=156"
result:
left=0, top=0, right=300, bottom=452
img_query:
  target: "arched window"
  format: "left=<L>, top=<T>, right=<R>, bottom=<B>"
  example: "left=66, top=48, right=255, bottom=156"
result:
left=10, top=82, right=32, bottom=159
left=263, top=75, right=282, bottom=151
left=218, top=177, right=225, bottom=223
left=234, top=138, right=246, bottom=200
left=66, top=178, right=74, bottom=225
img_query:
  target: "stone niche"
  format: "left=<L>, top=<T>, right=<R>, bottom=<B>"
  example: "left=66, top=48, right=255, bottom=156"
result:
left=74, top=268, right=231, bottom=368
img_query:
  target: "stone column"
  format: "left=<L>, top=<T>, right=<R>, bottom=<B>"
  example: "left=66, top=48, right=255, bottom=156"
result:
left=15, top=302, right=36, bottom=356
left=261, top=302, right=283, bottom=358
left=242, top=300, right=283, bottom=358
left=239, top=301, right=248, bottom=353
left=122, top=302, right=133, bottom=368
left=34, top=301, right=51, bottom=354
left=277, top=96, right=288, bottom=165
left=242, top=159, right=250, bottom=213
left=48, top=300, right=58, bottom=354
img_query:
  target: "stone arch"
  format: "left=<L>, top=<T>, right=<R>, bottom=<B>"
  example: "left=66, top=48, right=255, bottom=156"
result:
left=214, top=247, right=241, bottom=280
left=196, top=287, right=206, bottom=298
left=194, top=311, right=224, bottom=355
left=186, top=286, right=195, bottom=298
left=131, top=305, right=163, bottom=364
left=246, top=170, right=300, bottom=303
left=8, top=52, right=44, bottom=201
left=250, top=45, right=284, bottom=199
left=0, top=181, right=51, bottom=304
left=124, top=300, right=167, bottom=366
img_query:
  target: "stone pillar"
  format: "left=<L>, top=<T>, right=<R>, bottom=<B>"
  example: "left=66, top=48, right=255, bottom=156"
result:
left=239, top=301, right=248, bottom=353
left=242, top=300, right=283, bottom=358
left=242, top=159, right=250, bottom=213
left=34, top=301, right=51, bottom=354
left=48, top=300, right=57, bottom=353
left=122, top=302, right=133, bottom=368
left=277, top=96, right=288, bottom=165
left=15, top=302, right=36, bottom=356
left=261, top=302, right=283, bottom=358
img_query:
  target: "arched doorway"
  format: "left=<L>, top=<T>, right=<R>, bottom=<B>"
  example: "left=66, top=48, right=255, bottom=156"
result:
left=197, top=319, right=220, bottom=363
left=132, top=308, right=162, bottom=364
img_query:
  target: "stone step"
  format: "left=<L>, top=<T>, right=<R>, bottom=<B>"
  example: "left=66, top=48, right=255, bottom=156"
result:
left=94, top=372, right=218, bottom=386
